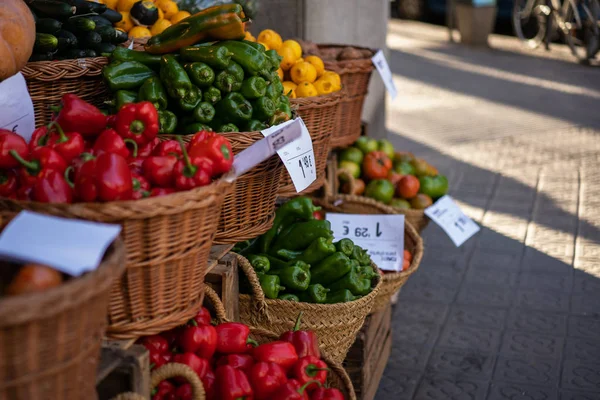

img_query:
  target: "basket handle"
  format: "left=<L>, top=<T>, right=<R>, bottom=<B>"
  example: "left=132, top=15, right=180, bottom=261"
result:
left=203, top=284, right=230, bottom=324
left=335, top=168, right=357, bottom=197
left=234, top=253, right=270, bottom=322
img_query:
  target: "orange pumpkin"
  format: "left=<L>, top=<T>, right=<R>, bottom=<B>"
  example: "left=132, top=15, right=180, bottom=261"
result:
left=0, top=0, right=35, bottom=81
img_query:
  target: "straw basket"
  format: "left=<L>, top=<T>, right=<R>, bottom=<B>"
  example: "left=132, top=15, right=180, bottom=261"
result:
left=0, top=234, right=125, bottom=400
left=21, top=57, right=110, bottom=127
left=161, top=131, right=284, bottom=244
left=237, top=254, right=381, bottom=364
left=319, top=44, right=376, bottom=149
left=0, top=180, right=232, bottom=339
left=278, top=92, right=342, bottom=198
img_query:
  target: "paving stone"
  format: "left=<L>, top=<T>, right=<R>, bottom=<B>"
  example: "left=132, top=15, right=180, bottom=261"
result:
left=561, top=361, right=600, bottom=391
left=470, top=249, right=523, bottom=271
left=487, top=382, right=558, bottom=400
left=455, top=283, right=514, bottom=308
left=500, top=331, right=564, bottom=359
left=478, top=230, right=526, bottom=253
left=437, top=324, right=501, bottom=353
left=392, top=321, right=440, bottom=347
left=572, top=272, right=600, bottom=293
left=567, top=315, right=600, bottom=338
left=521, top=248, right=573, bottom=275
left=375, top=370, right=420, bottom=400
left=506, top=309, right=567, bottom=336
left=570, top=294, right=600, bottom=316
left=564, top=338, right=600, bottom=363
left=446, top=305, right=507, bottom=330
left=413, top=375, right=489, bottom=400
left=493, top=356, right=560, bottom=386
left=560, top=390, right=600, bottom=400
left=514, top=289, right=570, bottom=312
left=387, top=340, right=435, bottom=371
left=400, top=275, right=459, bottom=304
left=464, top=265, right=518, bottom=287
left=426, top=348, right=495, bottom=379
left=393, top=300, right=449, bottom=324
left=518, top=272, right=573, bottom=293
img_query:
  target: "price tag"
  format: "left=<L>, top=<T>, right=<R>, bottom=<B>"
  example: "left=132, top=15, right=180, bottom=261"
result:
left=425, top=195, right=480, bottom=246
left=371, top=50, right=397, bottom=100
left=0, top=73, right=35, bottom=141
left=262, top=118, right=316, bottom=193
left=326, top=213, right=405, bottom=272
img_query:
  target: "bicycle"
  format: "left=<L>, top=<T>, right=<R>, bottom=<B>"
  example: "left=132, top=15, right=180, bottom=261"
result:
left=512, top=0, right=600, bottom=62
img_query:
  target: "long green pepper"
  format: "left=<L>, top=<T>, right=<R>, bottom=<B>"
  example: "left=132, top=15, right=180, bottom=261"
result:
left=298, top=284, right=330, bottom=304
left=185, top=62, right=215, bottom=88
left=157, top=110, right=177, bottom=134
left=259, top=274, right=285, bottom=299
left=160, top=55, right=192, bottom=99
left=138, top=77, right=168, bottom=110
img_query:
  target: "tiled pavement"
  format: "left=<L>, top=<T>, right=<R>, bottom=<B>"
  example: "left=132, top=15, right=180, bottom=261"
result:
left=375, top=21, right=600, bottom=400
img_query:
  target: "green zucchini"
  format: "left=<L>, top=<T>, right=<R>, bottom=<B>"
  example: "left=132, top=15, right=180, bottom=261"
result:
left=92, top=42, right=116, bottom=55
left=95, top=25, right=116, bottom=42
left=101, top=8, right=123, bottom=23
left=80, top=31, right=101, bottom=47
left=36, top=18, right=62, bottom=34
left=74, top=0, right=107, bottom=14
left=30, top=0, right=75, bottom=18
left=34, top=33, right=58, bottom=52
left=66, top=16, right=95, bottom=32
left=56, top=30, right=78, bottom=49
left=61, top=48, right=87, bottom=59
left=112, top=29, right=128, bottom=44
left=89, top=15, right=112, bottom=28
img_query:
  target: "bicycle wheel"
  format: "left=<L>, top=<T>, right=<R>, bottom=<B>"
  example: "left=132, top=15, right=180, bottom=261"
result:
left=562, top=0, right=600, bottom=60
left=513, top=0, right=549, bottom=48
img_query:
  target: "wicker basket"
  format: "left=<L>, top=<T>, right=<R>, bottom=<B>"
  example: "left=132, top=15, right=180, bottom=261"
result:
left=21, top=57, right=110, bottom=127
left=161, top=131, right=284, bottom=244
left=319, top=44, right=376, bottom=149
left=0, top=180, right=232, bottom=339
left=278, top=92, right=342, bottom=198
left=0, top=235, right=126, bottom=400
left=237, top=254, right=381, bottom=364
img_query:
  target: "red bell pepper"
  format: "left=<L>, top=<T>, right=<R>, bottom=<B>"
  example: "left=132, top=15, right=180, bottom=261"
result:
left=16, top=185, right=33, bottom=201
left=32, top=169, right=73, bottom=203
left=149, top=187, right=176, bottom=197
left=142, top=156, right=177, bottom=187
left=139, top=335, right=169, bottom=354
left=0, top=130, right=28, bottom=169
left=152, top=380, right=175, bottom=400
left=131, top=173, right=150, bottom=200
left=115, top=101, right=159, bottom=146
left=149, top=350, right=172, bottom=371
left=280, top=312, right=321, bottom=359
left=249, top=362, right=287, bottom=400
left=217, top=354, right=255, bottom=377
left=193, top=307, right=212, bottom=326
left=271, top=379, right=314, bottom=400
left=173, top=138, right=213, bottom=191
left=174, top=383, right=193, bottom=400
left=0, top=170, right=17, bottom=198
left=29, top=125, right=50, bottom=152
left=188, top=135, right=233, bottom=176
left=215, top=365, right=253, bottom=400
left=45, top=122, right=84, bottom=164
left=12, top=147, right=67, bottom=187
left=202, top=370, right=216, bottom=400
left=187, top=130, right=216, bottom=152
left=54, top=94, right=107, bottom=138
left=138, top=137, right=160, bottom=158
left=161, top=327, right=182, bottom=346
left=172, top=352, right=211, bottom=382
left=252, top=341, right=298, bottom=372
left=179, top=323, right=217, bottom=360
left=153, top=140, right=183, bottom=158
left=73, top=153, right=132, bottom=202
left=310, top=387, right=345, bottom=400
left=290, top=356, right=328, bottom=392
left=93, top=129, right=137, bottom=159
left=215, top=322, right=258, bottom=354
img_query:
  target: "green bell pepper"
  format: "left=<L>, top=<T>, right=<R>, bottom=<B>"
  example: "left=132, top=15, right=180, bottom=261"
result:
left=351, top=245, right=372, bottom=266
left=240, top=76, right=267, bottom=99
left=259, top=274, right=285, bottom=299
left=242, top=40, right=267, bottom=52
left=203, top=86, right=222, bottom=104
left=251, top=96, right=276, bottom=122
left=334, top=239, right=355, bottom=257
left=214, top=40, right=268, bottom=76
left=278, top=94, right=292, bottom=118
left=275, top=249, right=302, bottom=261
left=247, top=254, right=270, bottom=274
left=245, top=119, right=268, bottom=131
left=103, top=60, right=155, bottom=91
left=181, top=123, right=213, bottom=135
left=265, top=49, right=282, bottom=71
left=216, top=123, right=239, bottom=133
left=358, top=265, right=377, bottom=280
left=269, top=266, right=310, bottom=291
left=160, top=55, right=192, bottom=99
left=180, top=46, right=233, bottom=70
left=215, top=92, right=253, bottom=125
left=278, top=293, right=300, bottom=302
left=184, top=62, right=215, bottom=88
left=193, top=102, right=216, bottom=124
left=111, top=47, right=162, bottom=67
left=325, top=289, right=361, bottom=304
left=215, top=70, right=242, bottom=93
left=225, top=61, right=245, bottom=82
left=138, top=77, right=168, bottom=110
left=265, top=78, right=284, bottom=104
left=298, top=283, right=330, bottom=304
left=419, top=175, right=449, bottom=199
left=113, top=90, right=138, bottom=110
left=328, top=266, right=372, bottom=296
left=269, top=110, right=291, bottom=126
left=158, top=110, right=177, bottom=134
left=271, top=220, right=333, bottom=252
left=232, top=238, right=258, bottom=255
left=311, top=252, right=353, bottom=285
left=288, top=260, right=310, bottom=272
left=177, top=86, right=202, bottom=112
left=292, top=237, right=336, bottom=265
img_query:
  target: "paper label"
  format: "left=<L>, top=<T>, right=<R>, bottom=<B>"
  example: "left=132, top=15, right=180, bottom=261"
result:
left=371, top=50, right=398, bottom=100
left=0, top=73, right=35, bottom=141
left=0, top=211, right=121, bottom=276
left=262, top=118, right=316, bottom=193
left=425, top=195, right=480, bottom=246
left=326, top=213, right=405, bottom=272
left=230, top=118, right=302, bottom=179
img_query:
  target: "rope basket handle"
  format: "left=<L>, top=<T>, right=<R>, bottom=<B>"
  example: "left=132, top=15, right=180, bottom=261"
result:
left=203, top=285, right=230, bottom=324
left=234, top=253, right=270, bottom=322
left=111, top=363, right=205, bottom=400
left=334, top=169, right=357, bottom=197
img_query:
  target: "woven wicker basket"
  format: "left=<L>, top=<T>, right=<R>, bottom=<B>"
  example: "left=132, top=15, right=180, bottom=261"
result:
left=0, top=235, right=125, bottom=400
left=278, top=92, right=342, bottom=197
left=161, top=131, right=284, bottom=244
left=319, top=44, right=375, bottom=149
left=0, top=179, right=232, bottom=339
left=21, top=57, right=110, bottom=127
left=237, top=253, right=381, bottom=364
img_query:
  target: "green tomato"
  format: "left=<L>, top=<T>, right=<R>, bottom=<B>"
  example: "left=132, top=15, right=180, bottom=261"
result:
left=338, top=161, right=361, bottom=180
left=364, top=179, right=395, bottom=204
left=393, top=161, right=416, bottom=176
left=339, top=146, right=364, bottom=164
left=377, top=139, right=395, bottom=159
left=419, top=175, right=449, bottom=199
left=355, top=136, right=378, bottom=154
left=389, top=198, right=411, bottom=209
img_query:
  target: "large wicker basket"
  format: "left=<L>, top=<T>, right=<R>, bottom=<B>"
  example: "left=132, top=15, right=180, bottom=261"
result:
left=319, top=44, right=376, bottom=149
left=0, top=234, right=125, bottom=400
left=278, top=92, right=342, bottom=198
left=21, top=57, right=110, bottom=127
left=0, top=180, right=232, bottom=339
left=237, top=253, right=381, bottom=364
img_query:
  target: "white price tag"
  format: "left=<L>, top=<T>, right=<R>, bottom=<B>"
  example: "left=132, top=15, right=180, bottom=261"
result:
left=326, top=213, right=405, bottom=272
left=262, top=118, right=316, bottom=193
left=0, top=73, right=35, bottom=141
left=425, top=195, right=480, bottom=246
left=371, top=50, right=397, bottom=100
left=0, top=211, right=121, bottom=276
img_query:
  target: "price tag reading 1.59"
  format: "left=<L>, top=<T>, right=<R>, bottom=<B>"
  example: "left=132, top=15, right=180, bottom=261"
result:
left=326, top=213, right=405, bottom=272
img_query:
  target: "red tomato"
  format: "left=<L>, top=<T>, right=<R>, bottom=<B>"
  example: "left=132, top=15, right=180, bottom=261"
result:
left=387, top=171, right=403, bottom=186
left=396, top=175, right=420, bottom=199
left=362, top=151, right=392, bottom=180
left=341, top=178, right=366, bottom=195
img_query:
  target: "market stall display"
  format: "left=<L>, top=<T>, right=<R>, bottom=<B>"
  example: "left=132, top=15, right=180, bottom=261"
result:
left=0, top=0, right=35, bottom=80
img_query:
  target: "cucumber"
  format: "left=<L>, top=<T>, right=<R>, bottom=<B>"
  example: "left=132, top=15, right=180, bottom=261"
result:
left=34, top=33, right=58, bottom=52
left=112, top=29, right=128, bottom=44
left=56, top=29, right=78, bottom=49
left=95, top=25, right=116, bottom=42
left=74, top=0, right=107, bottom=14
left=80, top=31, right=101, bottom=47
left=30, top=0, right=75, bottom=18
left=83, top=49, right=97, bottom=57
left=66, top=16, right=95, bottom=32
left=61, top=48, right=87, bottom=59
left=101, top=8, right=123, bottom=23
left=36, top=18, right=62, bottom=34
left=29, top=52, right=55, bottom=62
left=91, top=42, right=116, bottom=55
left=88, top=15, right=112, bottom=28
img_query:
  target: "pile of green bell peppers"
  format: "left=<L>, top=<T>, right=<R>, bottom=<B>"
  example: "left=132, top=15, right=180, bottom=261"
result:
left=238, top=197, right=377, bottom=303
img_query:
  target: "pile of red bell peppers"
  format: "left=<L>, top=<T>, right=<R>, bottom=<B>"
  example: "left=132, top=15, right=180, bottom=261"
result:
left=139, top=310, right=345, bottom=400
left=0, top=94, right=234, bottom=203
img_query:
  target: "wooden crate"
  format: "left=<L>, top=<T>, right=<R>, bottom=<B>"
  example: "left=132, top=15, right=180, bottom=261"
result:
left=97, top=340, right=150, bottom=400
left=343, top=304, right=392, bottom=400
left=205, top=245, right=238, bottom=321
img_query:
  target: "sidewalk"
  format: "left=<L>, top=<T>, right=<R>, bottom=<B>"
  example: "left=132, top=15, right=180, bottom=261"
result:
left=376, top=20, right=600, bottom=400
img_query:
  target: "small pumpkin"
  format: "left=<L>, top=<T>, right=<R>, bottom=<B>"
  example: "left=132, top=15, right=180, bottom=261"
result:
left=0, top=0, right=35, bottom=81
left=130, top=0, right=159, bottom=27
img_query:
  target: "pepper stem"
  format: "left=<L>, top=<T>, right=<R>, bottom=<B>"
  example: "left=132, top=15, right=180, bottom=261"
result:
left=64, top=167, right=74, bottom=188
left=306, top=365, right=330, bottom=377
left=48, top=121, right=68, bottom=143
left=298, top=380, right=321, bottom=394
left=293, top=311, right=304, bottom=332
left=0, top=172, right=6, bottom=185
left=130, top=120, right=145, bottom=135
left=176, top=137, right=198, bottom=178
left=124, top=139, right=139, bottom=157
left=246, top=337, right=259, bottom=348
left=9, top=150, right=38, bottom=172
